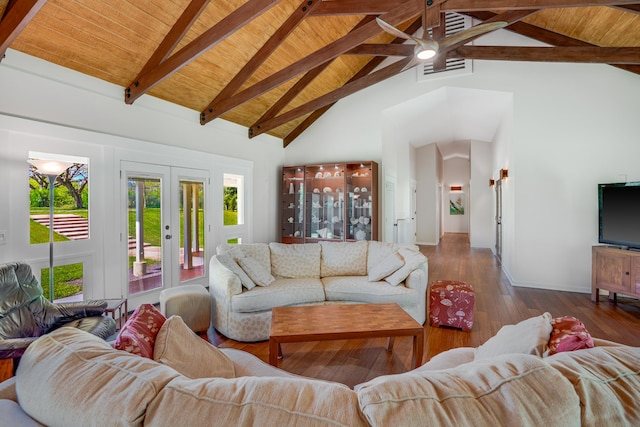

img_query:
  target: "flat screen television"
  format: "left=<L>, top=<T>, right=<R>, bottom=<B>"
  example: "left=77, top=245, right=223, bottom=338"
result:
left=598, top=181, right=640, bottom=250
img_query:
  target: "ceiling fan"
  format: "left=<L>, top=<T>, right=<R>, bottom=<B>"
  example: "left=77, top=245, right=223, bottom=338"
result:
left=376, top=16, right=508, bottom=63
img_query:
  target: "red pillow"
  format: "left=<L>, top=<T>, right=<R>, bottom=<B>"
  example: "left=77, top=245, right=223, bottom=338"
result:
left=548, top=316, right=594, bottom=355
left=114, top=303, right=166, bottom=358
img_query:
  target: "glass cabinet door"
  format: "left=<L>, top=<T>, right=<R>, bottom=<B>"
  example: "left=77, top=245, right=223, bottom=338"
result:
left=281, top=167, right=305, bottom=242
left=346, top=162, right=374, bottom=241
left=305, top=164, right=345, bottom=241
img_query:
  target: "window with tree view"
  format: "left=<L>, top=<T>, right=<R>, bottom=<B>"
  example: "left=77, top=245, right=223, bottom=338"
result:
left=28, top=152, right=89, bottom=301
left=29, top=156, right=89, bottom=244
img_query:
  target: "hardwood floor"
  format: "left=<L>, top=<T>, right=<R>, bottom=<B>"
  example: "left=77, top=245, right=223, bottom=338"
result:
left=211, top=233, right=640, bottom=388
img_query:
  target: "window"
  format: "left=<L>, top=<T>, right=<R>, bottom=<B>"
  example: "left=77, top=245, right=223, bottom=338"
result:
left=28, top=152, right=89, bottom=302
left=29, top=152, right=89, bottom=244
left=40, top=262, right=83, bottom=301
left=223, top=174, right=244, bottom=226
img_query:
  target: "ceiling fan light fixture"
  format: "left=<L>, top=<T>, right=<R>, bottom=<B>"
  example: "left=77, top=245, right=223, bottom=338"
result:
left=414, top=38, right=439, bottom=60
left=416, top=48, right=437, bottom=60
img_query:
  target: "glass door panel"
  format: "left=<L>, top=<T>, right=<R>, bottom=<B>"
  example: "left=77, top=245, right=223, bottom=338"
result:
left=122, top=162, right=172, bottom=308
left=127, top=176, right=165, bottom=296
left=179, top=179, right=205, bottom=283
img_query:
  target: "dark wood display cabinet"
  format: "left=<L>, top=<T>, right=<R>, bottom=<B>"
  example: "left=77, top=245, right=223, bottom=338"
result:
left=280, top=162, right=378, bottom=243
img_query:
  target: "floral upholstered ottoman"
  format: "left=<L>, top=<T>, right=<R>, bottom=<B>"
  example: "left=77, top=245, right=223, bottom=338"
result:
left=429, top=280, right=475, bottom=331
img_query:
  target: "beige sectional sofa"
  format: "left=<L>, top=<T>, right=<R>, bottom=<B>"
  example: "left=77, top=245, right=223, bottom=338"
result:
left=209, top=240, right=429, bottom=342
left=1, top=313, right=640, bottom=426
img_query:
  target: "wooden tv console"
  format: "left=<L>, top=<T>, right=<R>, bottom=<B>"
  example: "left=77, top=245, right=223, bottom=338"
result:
left=592, top=245, right=640, bottom=302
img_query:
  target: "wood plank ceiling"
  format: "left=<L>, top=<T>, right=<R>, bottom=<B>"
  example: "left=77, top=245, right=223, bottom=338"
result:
left=1, top=0, right=639, bottom=146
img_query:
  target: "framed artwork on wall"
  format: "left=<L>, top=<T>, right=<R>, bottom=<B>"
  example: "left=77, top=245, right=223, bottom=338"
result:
left=449, top=192, right=465, bottom=215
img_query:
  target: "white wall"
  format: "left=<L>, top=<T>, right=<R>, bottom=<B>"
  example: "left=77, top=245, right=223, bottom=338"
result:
left=469, top=140, right=494, bottom=248
left=415, top=144, right=441, bottom=245
left=288, top=32, right=640, bottom=293
left=0, top=49, right=285, bottom=299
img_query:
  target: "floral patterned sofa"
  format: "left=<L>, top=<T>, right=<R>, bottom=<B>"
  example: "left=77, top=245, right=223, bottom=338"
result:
left=208, top=241, right=428, bottom=342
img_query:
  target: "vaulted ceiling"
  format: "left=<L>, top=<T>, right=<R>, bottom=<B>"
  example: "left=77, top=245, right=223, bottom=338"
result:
left=1, top=1, right=639, bottom=146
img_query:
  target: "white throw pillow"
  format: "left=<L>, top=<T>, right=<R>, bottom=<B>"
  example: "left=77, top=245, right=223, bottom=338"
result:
left=238, top=256, right=275, bottom=287
left=384, top=248, right=427, bottom=286
left=474, top=312, right=553, bottom=360
left=154, top=316, right=236, bottom=379
left=368, top=252, right=404, bottom=282
left=216, top=254, right=256, bottom=290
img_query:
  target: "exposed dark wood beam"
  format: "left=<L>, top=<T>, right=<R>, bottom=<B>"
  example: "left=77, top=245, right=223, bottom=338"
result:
left=133, top=0, right=209, bottom=82
left=125, top=0, right=280, bottom=105
left=347, top=43, right=415, bottom=56
left=465, top=10, right=640, bottom=75
left=0, top=0, right=47, bottom=62
left=282, top=17, right=423, bottom=145
left=250, top=56, right=412, bottom=137
left=441, top=0, right=640, bottom=11
left=425, top=0, right=445, bottom=29
left=611, top=4, right=640, bottom=13
left=200, top=0, right=422, bottom=124
left=248, top=16, right=376, bottom=136
left=201, top=0, right=321, bottom=125
left=451, top=46, right=640, bottom=64
left=310, top=0, right=402, bottom=16
left=431, top=12, right=447, bottom=71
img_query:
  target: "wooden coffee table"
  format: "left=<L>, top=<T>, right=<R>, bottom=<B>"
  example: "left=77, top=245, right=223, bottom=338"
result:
left=269, top=303, right=424, bottom=370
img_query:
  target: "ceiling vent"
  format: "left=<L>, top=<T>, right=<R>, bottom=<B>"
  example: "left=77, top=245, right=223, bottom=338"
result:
left=418, top=13, right=473, bottom=81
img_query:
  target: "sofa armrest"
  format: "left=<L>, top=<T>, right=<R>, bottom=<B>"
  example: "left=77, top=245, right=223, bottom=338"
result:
left=404, top=261, right=428, bottom=294
left=0, top=377, right=17, bottom=402
left=54, top=300, right=108, bottom=319
left=209, top=256, right=243, bottom=301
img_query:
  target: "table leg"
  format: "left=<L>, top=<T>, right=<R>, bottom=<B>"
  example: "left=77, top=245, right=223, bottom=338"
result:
left=269, top=339, right=279, bottom=366
left=385, top=337, right=395, bottom=352
left=412, top=330, right=424, bottom=369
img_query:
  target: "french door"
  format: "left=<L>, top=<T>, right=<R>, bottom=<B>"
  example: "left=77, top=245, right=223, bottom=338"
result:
left=121, top=162, right=208, bottom=307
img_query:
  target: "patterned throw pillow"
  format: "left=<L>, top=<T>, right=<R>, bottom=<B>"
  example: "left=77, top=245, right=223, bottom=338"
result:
left=114, top=303, right=166, bottom=358
left=384, top=248, right=427, bottom=286
left=216, top=254, right=256, bottom=290
left=238, top=256, right=275, bottom=287
left=368, top=252, right=404, bottom=282
left=548, top=316, right=594, bottom=355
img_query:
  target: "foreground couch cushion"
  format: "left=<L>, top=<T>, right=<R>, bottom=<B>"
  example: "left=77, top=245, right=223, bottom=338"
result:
left=145, top=375, right=367, bottom=427
left=153, top=316, right=236, bottom=379
left=547, top=345, right=640, bottom=426
left=357, top=353, right=580, bottom=427
left=16, top=328, right=180, bottom=427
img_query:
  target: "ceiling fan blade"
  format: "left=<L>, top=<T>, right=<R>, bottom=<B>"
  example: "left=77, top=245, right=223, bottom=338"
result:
left=439, top=21, right=508, bottom=50
left=376, top=17, right=413, bottom=41
left=401, top=56, right=419, bottom=72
